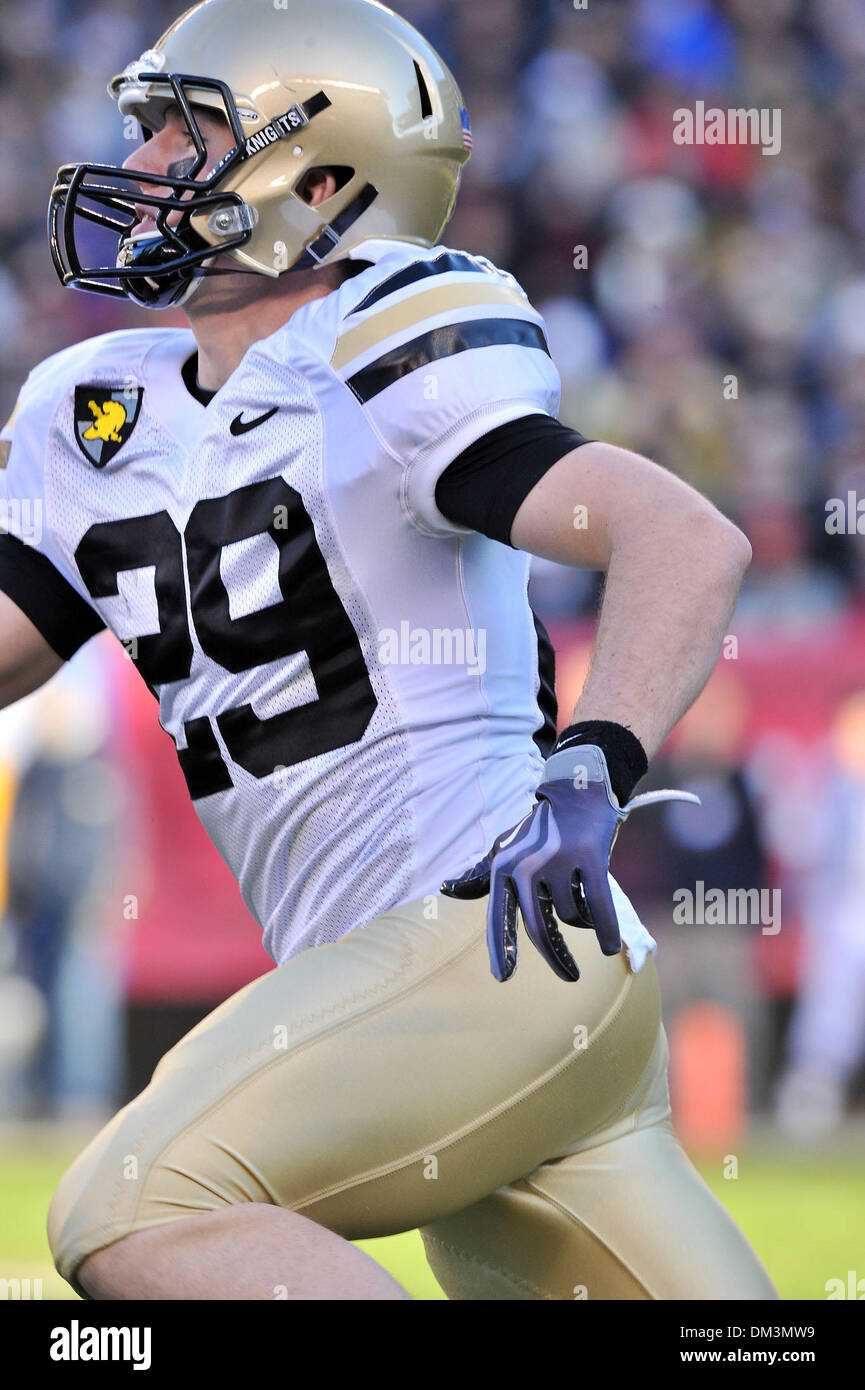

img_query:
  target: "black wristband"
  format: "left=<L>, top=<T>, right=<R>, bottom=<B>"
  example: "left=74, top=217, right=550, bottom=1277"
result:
left=552, top=720, right=648, bottom=805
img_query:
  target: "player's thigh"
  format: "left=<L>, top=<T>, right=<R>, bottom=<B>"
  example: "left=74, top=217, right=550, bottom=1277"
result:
left=48, top=893, right=659, bottom=1294
left=420, top=1029, right=779, bottom=1301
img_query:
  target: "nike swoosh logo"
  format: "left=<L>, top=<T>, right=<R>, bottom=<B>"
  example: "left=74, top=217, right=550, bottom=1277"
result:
left=230, top=407, right=278, bottom=436
left=497, top=815, right=532, bottom=850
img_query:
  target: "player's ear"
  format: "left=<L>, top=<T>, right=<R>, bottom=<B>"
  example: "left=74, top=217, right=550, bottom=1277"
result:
left=297, top=167, right=338, bottom=206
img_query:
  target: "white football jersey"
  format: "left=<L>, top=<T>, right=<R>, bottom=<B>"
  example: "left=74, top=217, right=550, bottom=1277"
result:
left=0, top=238, right=656, bottom=970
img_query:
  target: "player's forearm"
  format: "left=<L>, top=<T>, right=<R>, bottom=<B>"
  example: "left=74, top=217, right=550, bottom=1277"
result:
left=569, top=507, right=749, bottom=757
left=0, top=591, right=64, bottom=710
left=510, top=441, right=751, bottom=759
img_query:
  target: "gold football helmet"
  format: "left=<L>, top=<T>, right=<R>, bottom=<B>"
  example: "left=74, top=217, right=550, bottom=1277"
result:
left=49, top=0, right=472, bottom=307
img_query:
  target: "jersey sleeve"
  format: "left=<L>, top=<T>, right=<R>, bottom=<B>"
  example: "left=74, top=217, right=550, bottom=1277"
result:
left=329, top=251, right=563, bottom=535
left=0, top=380, right=106, bottom=660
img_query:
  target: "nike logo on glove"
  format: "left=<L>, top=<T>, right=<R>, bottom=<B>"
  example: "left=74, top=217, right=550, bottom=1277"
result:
left=230, top=407, right=279, bottom=436
left=441, top=745, right=701, bottom=984
left=495, top=814, right=533, bottom=851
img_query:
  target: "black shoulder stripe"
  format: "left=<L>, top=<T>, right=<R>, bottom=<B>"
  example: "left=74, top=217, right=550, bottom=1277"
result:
left=348, top=252, right=486, bottom=317
left=346, top=318, right=550, bottom=404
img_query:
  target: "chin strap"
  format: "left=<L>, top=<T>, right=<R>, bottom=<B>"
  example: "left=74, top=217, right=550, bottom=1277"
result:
left=293, top=182, right=380, bottom=269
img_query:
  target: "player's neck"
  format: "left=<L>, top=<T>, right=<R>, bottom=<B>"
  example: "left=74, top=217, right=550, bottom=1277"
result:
left=185, top=269, right=338, bottom=392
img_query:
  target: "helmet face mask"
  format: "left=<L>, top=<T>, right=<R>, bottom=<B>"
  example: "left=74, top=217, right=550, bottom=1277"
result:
left=49, top=73, right=258, bottom=308
left=48, top=0, right=472, bottom=310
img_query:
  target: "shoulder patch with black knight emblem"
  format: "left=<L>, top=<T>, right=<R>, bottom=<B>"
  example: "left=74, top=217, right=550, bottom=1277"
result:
left=73, top=385, right=143, bottom=467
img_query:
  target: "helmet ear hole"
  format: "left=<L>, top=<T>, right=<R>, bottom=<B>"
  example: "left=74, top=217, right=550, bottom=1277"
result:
left=297, top=165, right=355, bottom=203
left=329, top=166, right=355, bottom=195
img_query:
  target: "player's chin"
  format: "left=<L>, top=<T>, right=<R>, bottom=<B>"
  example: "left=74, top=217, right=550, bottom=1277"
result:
left=185, top=258, right=272, bottom=314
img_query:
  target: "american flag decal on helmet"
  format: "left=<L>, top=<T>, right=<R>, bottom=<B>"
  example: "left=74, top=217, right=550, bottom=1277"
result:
left=460, top=107, right=472, bottom=150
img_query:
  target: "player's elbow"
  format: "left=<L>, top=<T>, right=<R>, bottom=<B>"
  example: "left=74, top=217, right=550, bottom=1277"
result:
left=728, top=519, right=752, bottom=577
left=683, top=503, right=752, bottom=591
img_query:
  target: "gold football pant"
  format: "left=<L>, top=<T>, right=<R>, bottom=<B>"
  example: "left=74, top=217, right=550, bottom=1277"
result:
left=48, top=894, right=777, bottom=1300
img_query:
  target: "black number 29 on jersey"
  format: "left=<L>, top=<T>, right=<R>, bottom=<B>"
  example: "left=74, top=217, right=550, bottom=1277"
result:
left=75, top=477, right=378, bottom=799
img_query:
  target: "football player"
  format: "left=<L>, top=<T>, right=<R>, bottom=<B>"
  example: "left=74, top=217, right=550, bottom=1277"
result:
left=0, top=0, right=776, bottom=1299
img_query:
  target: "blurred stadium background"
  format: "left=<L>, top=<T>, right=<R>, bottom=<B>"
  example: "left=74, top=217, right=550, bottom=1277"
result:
left=1, top=0, right=864, bottom=1300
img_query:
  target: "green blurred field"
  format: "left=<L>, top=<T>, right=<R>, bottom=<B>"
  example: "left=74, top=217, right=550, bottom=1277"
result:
left=1, top=1130, right=862, bottom=1299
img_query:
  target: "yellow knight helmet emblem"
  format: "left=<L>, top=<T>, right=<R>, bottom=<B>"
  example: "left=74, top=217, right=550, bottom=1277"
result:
left=74, top=384, right=143, bottom=467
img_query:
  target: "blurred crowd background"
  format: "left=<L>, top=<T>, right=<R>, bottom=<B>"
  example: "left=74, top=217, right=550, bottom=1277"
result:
left=1, top=0, right=865, bottom=1152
